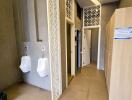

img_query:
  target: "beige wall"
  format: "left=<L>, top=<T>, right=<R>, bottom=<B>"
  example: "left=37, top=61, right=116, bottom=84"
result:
left=0, top=0, right=21, bottom=90
left=91, top=28, right=99, bottom=63
left=12, top=0, right=24, bottom=58
left=100, top=3, right=118, bottom=69
left=59, top=0, right=67, bottom=91
left=119, top=0, right=132, bottom=8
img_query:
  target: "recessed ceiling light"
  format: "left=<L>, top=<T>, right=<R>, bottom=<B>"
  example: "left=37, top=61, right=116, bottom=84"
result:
left=91, top=0, right=101, bottom=5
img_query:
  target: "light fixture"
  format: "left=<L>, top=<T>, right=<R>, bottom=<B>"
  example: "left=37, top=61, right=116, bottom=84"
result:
left=90, top=0, right=101, bottom=5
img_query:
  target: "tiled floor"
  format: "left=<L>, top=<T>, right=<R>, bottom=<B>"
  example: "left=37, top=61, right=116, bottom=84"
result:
left=60, top=64, right=108, bottom=100
left=5, top=83, right=51, bottom=100
left=5, top=64, right=108, bottom=100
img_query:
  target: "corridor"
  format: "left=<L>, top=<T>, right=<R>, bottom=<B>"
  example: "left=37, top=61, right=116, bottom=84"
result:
left=60, top=64, right=108, bottom=100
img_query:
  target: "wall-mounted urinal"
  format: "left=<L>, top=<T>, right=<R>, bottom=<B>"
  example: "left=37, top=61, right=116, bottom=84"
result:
left=20, top=56, right=31, bottom=73
left=37, top=58, right=48, bottom=77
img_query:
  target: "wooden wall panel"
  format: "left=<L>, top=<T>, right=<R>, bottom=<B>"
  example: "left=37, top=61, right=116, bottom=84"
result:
left=109, top=40, right=132, bottom=100
left=105, top=7, right=132, bottom=100
left=115, top=7, right=132, bottom=28
left=105, top=13, right=115, bottom=92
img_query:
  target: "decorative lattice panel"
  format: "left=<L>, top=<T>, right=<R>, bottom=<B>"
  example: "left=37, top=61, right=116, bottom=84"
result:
left=47, top=0, right=62, bottom=100
left=84, top=6, right=100, bottom=26
left=66, top=0, right=72, bottom=19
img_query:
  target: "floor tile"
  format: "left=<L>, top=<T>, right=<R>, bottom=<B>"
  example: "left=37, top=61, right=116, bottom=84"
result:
left=5, top=83, right=51, bottom=100
left=60, top=64, right=108, bottom=100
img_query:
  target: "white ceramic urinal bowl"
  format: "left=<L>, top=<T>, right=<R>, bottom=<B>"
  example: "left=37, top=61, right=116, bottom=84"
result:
left=37, top=58, right=48, bottom=77
left=20, top=56, right=31, bottom=73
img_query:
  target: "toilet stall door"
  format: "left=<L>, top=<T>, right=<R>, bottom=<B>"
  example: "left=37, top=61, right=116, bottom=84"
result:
left=82, top=30, right=91, bottom=67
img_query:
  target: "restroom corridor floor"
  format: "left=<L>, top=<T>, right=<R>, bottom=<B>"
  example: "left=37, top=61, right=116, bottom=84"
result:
left=60, top=64, right=108, bottom=100
left=5, top=83, right=51, bottom=100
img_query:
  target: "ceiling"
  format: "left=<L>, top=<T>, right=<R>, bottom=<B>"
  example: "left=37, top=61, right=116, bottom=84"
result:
left=77, top=0, right=119, bottom=7
left=99, top=0, right=119, bottom=4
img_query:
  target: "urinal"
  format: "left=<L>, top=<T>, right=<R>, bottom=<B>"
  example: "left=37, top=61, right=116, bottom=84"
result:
left=37, top=58, right=48, bottom=77
left=20, top=56, right=31, bottom=73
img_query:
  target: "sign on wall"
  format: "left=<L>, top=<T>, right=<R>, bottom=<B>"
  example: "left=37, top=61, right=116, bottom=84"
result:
left=114, top=28, right=132, bottom=39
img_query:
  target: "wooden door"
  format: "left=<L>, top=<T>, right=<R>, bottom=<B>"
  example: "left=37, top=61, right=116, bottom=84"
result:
left=82, top=29, right=91, bottom=67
